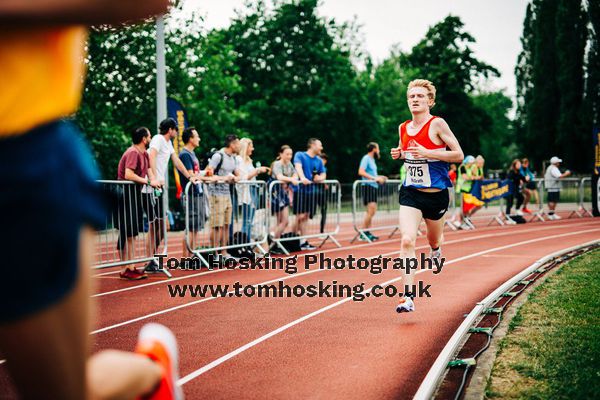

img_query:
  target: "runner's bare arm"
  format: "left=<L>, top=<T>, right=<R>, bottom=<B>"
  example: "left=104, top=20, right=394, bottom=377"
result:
left=0, top=0, right=168, bottom=25
left=390, top=126, right=405, bottom=160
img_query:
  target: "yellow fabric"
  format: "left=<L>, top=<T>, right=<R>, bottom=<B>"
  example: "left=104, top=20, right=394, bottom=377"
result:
left=0, top=27, right=87, bottom=137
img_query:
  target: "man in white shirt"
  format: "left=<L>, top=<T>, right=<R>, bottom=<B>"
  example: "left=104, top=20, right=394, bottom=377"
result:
left=144, top=118, right=199, bottom=271
left=544, top=156, right=571, bottom=220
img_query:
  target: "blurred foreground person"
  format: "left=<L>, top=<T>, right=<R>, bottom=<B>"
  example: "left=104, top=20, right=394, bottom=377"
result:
left=0, top=1, right=184, bottom=399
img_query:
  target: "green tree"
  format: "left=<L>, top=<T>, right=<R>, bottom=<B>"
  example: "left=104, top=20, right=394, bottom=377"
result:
left=472, top=91, right=517, bottom=169
left=584, top=0, right=600, bottom=131
left=515, top=3, right=534, bottom=141
left=555, top=0, right=587, bottom=170
left=77, top=9, right=241, bottom=178
left=516, top=0, right=590, bottom=172
left=218, top=0, right=377, bottom=181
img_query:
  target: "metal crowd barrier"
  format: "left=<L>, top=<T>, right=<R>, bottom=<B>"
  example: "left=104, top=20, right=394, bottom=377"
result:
left=184, top=180, right=268, bottom=267
left=94, top=180, right=169, bottom=276
left=578, top=177, right=594, bottom=217
left=444, top=186, right=459, bottom=231
left=267, top=180, right=341, bottom=255
left=350, top=180, right=402, bottom=243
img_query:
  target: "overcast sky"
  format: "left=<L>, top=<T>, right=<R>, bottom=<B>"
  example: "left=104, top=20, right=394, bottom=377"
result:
left=183, top=0, right=528, bottom=98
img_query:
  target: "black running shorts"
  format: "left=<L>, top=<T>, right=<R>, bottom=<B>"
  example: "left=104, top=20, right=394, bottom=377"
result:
left=399, top=186, right=450, bottom=220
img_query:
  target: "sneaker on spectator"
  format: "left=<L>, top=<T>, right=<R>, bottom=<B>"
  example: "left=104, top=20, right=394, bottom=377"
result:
left=135, top=323, right=184, bottom=400
left=366, top=231, right=379, bottom=241
left=119, top=268, right=147, bottom=280
left=358, top=232, right=371, bottom=242
left=300, top=242, right=316, bottom=251
left=522, top=207, right=532, bottom=214
left=516, top=210, right=524, bottom=216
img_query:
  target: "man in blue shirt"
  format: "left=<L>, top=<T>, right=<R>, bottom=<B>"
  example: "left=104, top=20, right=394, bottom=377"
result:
left=292, top=138, right=326, bottom=250
left=358, top=142, right=387, bottom=241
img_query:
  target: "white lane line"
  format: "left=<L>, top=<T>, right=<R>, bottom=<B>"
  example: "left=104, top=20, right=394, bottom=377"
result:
left=91, top=224, right=595, bottom=334
left=177, top=227, right=600, bottom=385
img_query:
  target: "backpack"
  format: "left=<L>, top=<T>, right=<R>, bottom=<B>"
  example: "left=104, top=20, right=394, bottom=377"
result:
left=280, top=232, right=302, bottom=253
left=508, top=215, right=527, bottom=224
left=229, top=231, right=255, bottom=259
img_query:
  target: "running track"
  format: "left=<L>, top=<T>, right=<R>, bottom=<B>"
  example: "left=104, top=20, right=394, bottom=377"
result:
left=0, top=213, right=598, bottom=399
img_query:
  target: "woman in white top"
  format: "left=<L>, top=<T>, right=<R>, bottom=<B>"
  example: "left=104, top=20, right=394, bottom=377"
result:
left=237, top=138, right=269, bottom=239
left=270, top=145, right=299, bottom=241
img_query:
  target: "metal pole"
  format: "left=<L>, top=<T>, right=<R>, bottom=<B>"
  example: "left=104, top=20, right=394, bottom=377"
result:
left=155, top=15, right=171, bottom=265
left=156, top=15, right=167, bottom=127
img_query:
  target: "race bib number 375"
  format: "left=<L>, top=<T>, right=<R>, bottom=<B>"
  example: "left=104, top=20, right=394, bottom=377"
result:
left=405, top=159, right=431, bottom=187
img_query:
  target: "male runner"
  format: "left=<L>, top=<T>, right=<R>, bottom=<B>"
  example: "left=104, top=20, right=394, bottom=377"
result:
left=0, top=1, right=183, bottom=399
left=391, top=79, right=464, bottom=313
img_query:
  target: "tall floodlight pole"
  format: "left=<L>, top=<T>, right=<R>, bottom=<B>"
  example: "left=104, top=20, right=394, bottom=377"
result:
left=156, top=15, right=167, bottom=127
left=155, top=15, right=170, bottom=234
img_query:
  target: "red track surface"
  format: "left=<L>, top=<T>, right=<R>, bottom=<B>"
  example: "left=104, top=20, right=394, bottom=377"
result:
left=0, top=214, right=598, bottom=399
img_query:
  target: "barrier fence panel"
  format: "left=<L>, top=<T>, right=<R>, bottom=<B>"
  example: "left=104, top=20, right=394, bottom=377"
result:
left=351, top=180, right=402, bottom=243
left=579, top=177, right=594, bottom=217
left=444, top=186, right=459, bottom=231
left=267, top=180, right=341, bottom=255
left=94, top=180, right=169, bottom=276
left=185, top=180, right=268, bottom=267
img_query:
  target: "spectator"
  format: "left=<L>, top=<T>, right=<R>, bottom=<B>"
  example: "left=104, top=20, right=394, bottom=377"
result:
left=116, top=127, right=161, bottom=280
left=206, top=134, right=242, bottom=262
left=466, top=155, right=486, bottom=218
left=448, top=163, right=458, bottom=186
left=270, top=145, right=299, bottom=247
left=314, top=152, right=329, bottom=233
left=144, top=117, right=199, bottom=272
left=237, top=138, right=269, bottom=240
left=0, top=2, right=184, bottom=400
left=292, top=138, right=326, bottom=250
left=453, top=155, right=479, bottom=229
left=506, top=159, right=527, bottom=216
left=544, top=156, right=571, bottom=220
left=178, top=127, right=210, bottom=263
left=357, top=142, right=387, bottom=241
left=520, top=158, right=537, bottom=213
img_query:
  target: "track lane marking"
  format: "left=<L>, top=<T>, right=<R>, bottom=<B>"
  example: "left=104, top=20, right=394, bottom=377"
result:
left=176, top=227, right=600, bottom=385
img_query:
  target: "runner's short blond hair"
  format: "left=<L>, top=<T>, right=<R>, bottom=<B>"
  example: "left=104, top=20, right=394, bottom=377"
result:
left=407, top=79, right=436, bottom=108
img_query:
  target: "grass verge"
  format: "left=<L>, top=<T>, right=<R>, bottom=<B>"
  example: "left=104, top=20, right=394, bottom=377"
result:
left=486, top=248, right=600, bottom=399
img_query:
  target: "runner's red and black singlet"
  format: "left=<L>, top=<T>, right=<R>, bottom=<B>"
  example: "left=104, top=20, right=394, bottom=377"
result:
left=400, top=116, right=452, bottom=190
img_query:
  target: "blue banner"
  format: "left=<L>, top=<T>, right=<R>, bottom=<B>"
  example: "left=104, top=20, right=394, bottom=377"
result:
left=471, top=179, right=513, bottom=202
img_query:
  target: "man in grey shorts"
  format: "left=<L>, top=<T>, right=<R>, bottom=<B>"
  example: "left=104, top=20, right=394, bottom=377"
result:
left=206, top=134, right=241, bottom=262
